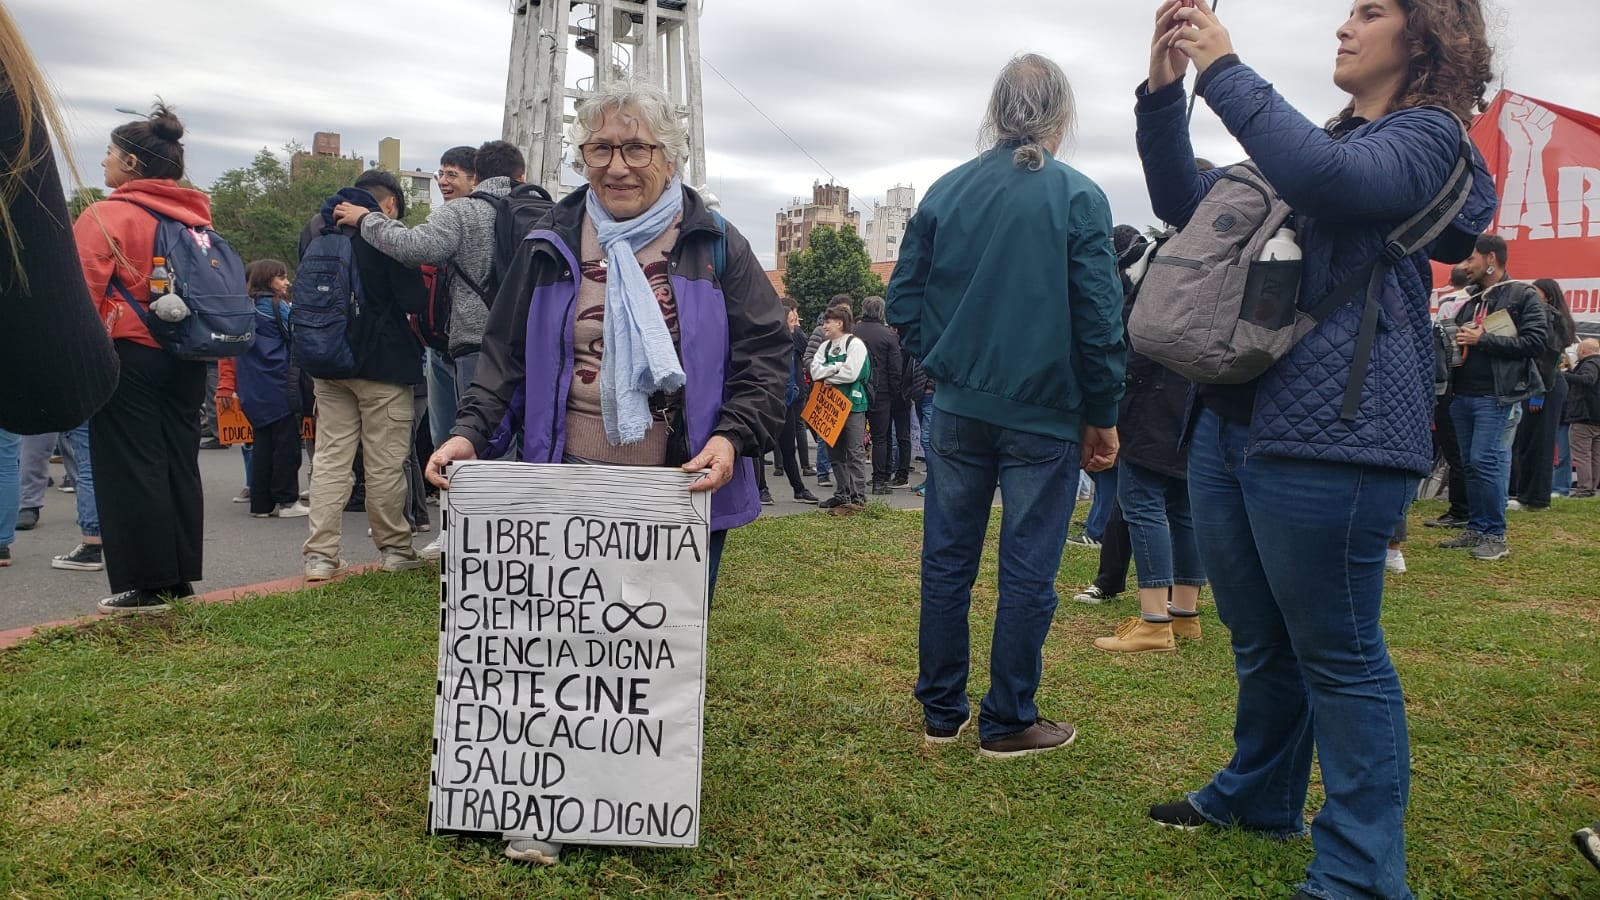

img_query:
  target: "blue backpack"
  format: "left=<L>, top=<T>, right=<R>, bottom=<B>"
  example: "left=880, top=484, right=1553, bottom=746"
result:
left=290, top=230, right=364, bottom=379
left=108, top=205, right=254, bottom=360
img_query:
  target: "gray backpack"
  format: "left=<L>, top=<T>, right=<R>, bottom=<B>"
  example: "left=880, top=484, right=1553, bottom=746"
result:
left=1128, top=122, right=1475, bottom=421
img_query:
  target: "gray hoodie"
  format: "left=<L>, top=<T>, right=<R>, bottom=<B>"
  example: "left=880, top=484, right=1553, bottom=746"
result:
left=359, top=175, right=514, bottom=356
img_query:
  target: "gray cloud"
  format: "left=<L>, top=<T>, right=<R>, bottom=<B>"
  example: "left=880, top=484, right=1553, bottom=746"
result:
left=13, top=0, right=1592, bottom=269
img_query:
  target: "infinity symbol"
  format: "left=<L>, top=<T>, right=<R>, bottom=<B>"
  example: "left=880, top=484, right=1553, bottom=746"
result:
left=602, top=601, right=667, bottom=633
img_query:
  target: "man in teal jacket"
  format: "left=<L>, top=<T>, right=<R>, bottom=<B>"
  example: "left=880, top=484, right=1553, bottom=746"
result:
left=888, top=53, right=1126, bottom=759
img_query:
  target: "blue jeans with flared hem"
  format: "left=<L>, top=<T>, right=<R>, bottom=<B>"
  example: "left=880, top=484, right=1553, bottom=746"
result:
left=914, top=410, right=1078, bottom=742
left=1186, top=410, right=1415, bottom=900
left=1450, top=394, right=1521, bottom=538
left=0, top=428, right=20, bottom=547
left=1117, top=460, right=1203, bottom=589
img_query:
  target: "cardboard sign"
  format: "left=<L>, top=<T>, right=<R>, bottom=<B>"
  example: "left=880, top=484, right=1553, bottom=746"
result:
left=429, top=461, right=711, bottom=848
left=1431, top=91, right=1600, bottom=323
left=215, top=396, right=313, bottom=445
left=800, top=382, right=850, bottom=446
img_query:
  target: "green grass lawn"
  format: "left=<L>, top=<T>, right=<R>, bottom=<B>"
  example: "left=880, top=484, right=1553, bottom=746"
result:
left=1, top=500, right=1598, bottom=898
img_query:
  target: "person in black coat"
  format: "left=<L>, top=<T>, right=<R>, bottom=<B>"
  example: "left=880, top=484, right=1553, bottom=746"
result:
left=297, top=170, right=428, bottom=581
left=1509, top=278, right=1575, bottom=509
left=1090, top=224, right=1205, bottom=654
left=852, top=296, right=904, bottom=493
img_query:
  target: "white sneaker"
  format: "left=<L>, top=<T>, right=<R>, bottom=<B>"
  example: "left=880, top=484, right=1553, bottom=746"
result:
left=276, top=501, right=310, bottom=518
left=381, top=547, right=425, bottom=572
left=1385, top=549, right=1407, bottom=574
left=504, top=838, right=562, bottom=865
left=231, top=487, right=251, bottom=503
left=420, top=536, right=443, bottom=561
left=304, top=553, right=346, bottom=582
left=1505, top=499, right=1522, bottom=511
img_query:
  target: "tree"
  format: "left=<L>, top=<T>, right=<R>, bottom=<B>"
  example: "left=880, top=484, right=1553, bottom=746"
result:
left=781, top=224, right=885, bottom=325
left=208, top=145, right=374, bottom=266
left=68, top=187, right=105, bottom=220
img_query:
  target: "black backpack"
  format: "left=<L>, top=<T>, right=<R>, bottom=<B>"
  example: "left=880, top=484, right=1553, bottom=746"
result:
left=290, top=229, right=365, bottom=379
left=454, top=182, right=555, bottom=308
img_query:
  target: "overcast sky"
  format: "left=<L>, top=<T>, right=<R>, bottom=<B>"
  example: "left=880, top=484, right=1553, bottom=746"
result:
left=14, top=0, right=1594, bottom=269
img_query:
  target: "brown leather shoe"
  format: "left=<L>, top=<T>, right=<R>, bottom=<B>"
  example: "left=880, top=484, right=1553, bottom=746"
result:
left=979, top=718, right=1077, bottom=759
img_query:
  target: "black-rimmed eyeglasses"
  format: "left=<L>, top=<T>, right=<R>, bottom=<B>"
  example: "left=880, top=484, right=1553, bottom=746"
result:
left=578, top=141, right=663, bottom=169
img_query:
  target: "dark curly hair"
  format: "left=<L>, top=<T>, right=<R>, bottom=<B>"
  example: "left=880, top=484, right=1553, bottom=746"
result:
left=1334, top=0, right=1495, bottom=125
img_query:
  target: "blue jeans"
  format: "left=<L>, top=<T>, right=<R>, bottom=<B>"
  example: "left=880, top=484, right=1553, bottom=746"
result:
left=812, top=431, right=831, bottom=478
left=916, top=393, right=934, bottom=462
left=1554, top=422, right=1572, bottom=497
left=915, top=410, right=1078, bottom=741
left=0, top=428, right=19, bottom=547
left=707, top=530, right=727, bottom=606
left=1186, top=410, right=1414, bottom=900
left=426, top=348, right=458, bottom=450
left=1450, top=395, right=1521, bottom=538
left=1117, top=461, right=1202, bottom=589
left=1084, top=466, right=1118, bottom=540
left=60, top=424, right=99, bottom=538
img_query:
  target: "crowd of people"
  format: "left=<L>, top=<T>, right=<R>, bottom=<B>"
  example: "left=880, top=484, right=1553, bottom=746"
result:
left=3, top=0, right=1599, bottom=894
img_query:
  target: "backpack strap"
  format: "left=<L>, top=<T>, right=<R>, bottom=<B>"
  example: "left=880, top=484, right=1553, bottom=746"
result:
left=1307, top=118, right=1477, bottom=422
left=709, top=210, right=728, bottom=281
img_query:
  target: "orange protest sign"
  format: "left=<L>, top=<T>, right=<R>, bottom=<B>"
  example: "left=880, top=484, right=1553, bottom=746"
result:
left=216, top=397, right=252, bottom=446
left=216, top=396, right=314, bottom=445
left=800, top=382, right=850, bottom=446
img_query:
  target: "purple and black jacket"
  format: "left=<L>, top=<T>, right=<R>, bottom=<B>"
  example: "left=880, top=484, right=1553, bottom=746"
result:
left=451, top=185, right=790, bottom=533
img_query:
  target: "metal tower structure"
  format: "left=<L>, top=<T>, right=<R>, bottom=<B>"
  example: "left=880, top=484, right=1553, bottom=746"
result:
left=503, top=0, right=708, bottom=197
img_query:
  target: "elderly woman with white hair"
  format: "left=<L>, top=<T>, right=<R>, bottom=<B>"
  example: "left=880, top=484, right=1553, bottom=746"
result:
left=424, top=80, right=790, bottom=864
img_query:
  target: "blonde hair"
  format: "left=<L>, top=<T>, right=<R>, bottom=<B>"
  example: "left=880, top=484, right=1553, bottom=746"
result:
left=0, top=3, right=81, bottom=290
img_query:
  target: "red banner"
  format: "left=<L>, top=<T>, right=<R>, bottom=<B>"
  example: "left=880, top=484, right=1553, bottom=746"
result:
left=1433, top=91, right=1600, bottom=321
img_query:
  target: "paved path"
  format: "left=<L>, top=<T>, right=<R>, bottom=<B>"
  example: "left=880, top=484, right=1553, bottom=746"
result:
left=0, top=447, right=934, bottom=633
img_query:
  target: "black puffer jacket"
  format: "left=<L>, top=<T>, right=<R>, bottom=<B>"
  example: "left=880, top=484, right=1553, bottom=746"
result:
left=1116, top=268, right=1190, bottom=479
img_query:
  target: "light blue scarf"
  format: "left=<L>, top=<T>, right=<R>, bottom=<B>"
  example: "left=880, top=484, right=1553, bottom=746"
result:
left=586, top=177, right=687, bottom=445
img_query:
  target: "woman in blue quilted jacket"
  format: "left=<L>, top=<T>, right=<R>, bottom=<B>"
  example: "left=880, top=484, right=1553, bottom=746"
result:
left=1134, top=2, right=1496, bottom=898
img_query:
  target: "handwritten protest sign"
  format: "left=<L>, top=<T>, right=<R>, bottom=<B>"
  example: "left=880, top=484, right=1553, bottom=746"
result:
left=215, top=396, right=313, bottom=445
left=429, top=461, right=711, bottom=848
left=800, top=382, right=850, bottom=446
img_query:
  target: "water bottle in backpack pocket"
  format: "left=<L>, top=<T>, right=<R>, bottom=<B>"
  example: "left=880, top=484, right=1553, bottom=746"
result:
left=1127, top=164, right=1304, bottom=384
left=109, top=208, right=255, bottom=360
left=290, top=231, right=364, bottom=379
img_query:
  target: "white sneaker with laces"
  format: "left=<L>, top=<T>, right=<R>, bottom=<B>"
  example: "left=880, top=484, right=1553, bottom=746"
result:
left=1073, top=585, right=1115, bottom=604
left=420, top=536, right=444, bottom=561
left=276, top=501, right=310, bottom=518
left=1385, top=549, right=1407, bottom=574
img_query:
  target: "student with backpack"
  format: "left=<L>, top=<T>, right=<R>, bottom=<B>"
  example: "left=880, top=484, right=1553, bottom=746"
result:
left=422, top=146, right=477, bottom=451
left=75, top=104, right=250, bottom=614
left=296, top=170, right=429, bottom=580
left=1132, top=1, right=1497, bottom=896
left=232, top=259, right=309, bottom=520
left=334, top=141, right=550, bottom=557
left=810, top=306, right=871, bottom=513
left=333, top=140, right=548, bottom=405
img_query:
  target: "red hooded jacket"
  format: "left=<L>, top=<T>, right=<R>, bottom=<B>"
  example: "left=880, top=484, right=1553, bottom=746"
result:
left=72, top=179, right=213, bottom=349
